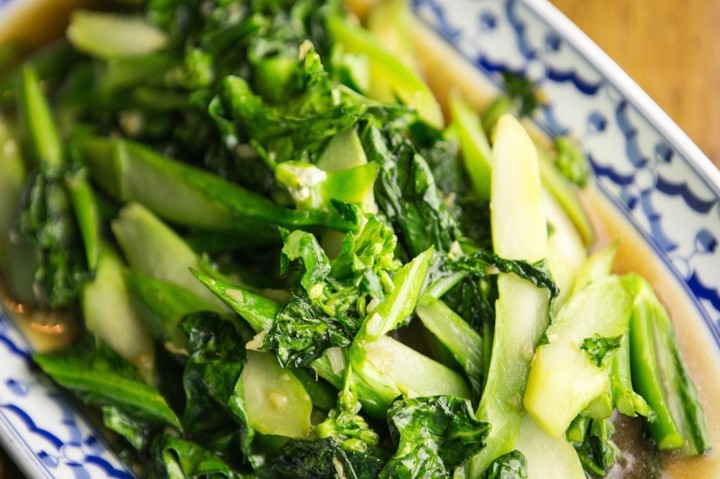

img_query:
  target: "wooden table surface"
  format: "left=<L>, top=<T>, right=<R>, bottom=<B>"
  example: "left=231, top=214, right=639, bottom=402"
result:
left=1, top=1, right=719, bottom=478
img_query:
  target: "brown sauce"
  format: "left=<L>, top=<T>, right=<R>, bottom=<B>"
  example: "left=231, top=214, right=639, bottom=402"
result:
left=1, top=288, right=81, bottom=353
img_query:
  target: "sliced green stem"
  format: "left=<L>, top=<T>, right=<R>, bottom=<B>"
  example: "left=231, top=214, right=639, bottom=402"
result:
left=627, top=274, right=710, bottom=455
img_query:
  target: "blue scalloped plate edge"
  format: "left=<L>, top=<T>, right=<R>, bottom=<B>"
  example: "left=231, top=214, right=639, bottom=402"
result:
left=0, top=311, right=135, bottom=479
left=525, top=0, right=720, bottom=194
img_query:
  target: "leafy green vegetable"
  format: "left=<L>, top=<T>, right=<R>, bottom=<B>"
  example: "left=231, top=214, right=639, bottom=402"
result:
left=179, top=312, right=253, bottom=459
left=15, top=65, right=90, bottom=308
left=1, top=1, right=711, bottom=477
left=627, top=274, right=710, bottom=455
left=263, top=216, right=402, bottom=367
left=33, top=338, right=179, bottom=428
left=450, top=251, right=559, bottom=301
left=315, top=367, right=380, bottom=453
left=482, top=450, right=528, bottom=479
left=362, top=125, right=460, bottom=257
left=380, top=396, right=488, bottom=478
left=260, top=438, right=384, bottom=479
left=327, top=14, right=443, bottom=129
left=192, top=272, right=278, bottom=333
left=266, top=293, right=353, bottom=367
left=160, top=436, right=249, bottom=479
left=580, top=335, right=623, bottom=367
left=569, top=417, right=622, bottom=478
left=554, top=136, right=590, bottom=188
left=500, top=72, right=539, bottom=118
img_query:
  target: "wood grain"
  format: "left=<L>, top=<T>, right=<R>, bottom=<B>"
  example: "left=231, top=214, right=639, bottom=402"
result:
left=551, top=0, right=720, bottom=164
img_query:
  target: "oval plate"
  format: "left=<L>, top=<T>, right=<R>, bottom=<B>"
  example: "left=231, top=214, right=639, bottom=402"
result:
left=2, top=0, right=720, bottom=477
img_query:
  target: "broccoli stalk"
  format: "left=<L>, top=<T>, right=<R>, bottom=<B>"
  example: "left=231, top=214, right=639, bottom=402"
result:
left=13, top=65, right=91, bottom=308
left=415, top=296, right=485, bottom=397
left=75, top=136, right=357, bottom=237
left=609, top=331, right=654, bottom=419
left=240, top=350, right=313, bottom=439
left=0, top=116, right=36, bottom=304
left=480, top=94, right=593, bottom=247
left=275, top=161, right=378, bottom=211
left=326, top=14, right=443, bottom=129
left=467, top=114, right=552, bottom=475
left=126, top=272, right=223, bottom=351
left=81, top=242, right=156, bottom=378
left=523, top=275, right=633, bottom=437
left=67, top=10, right=169, bottom=60
left=627, top=274, right=710, bottom=455
left=448, top=92, right=493, bottom=200
left=111, top=202, right=228, bottom=311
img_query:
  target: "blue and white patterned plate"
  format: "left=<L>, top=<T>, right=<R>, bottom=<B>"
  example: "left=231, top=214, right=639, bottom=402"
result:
left=2, top=0, right=720, bottom=477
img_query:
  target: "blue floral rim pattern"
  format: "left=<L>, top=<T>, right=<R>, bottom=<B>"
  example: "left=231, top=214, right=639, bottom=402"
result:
left=413, top=0, right=720, bottom=345
left=0, top=318, right=134, bottom=478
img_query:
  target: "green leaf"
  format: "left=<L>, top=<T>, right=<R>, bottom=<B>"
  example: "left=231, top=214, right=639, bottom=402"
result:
left=180, top=312, right=253, bottom=457
left=260, top=438, right=384, bottom=479
left=161, top=436, right=248, bottom=479
left=482, top=450, right=528, bottom=479
left=362, top=125, right=460, bottom=257
left=280, top=229, right=332, bottom=294
left=34, top=338, right=179, bottom=428
left=450, top=251, right=559, bottom=300
left=500, top=72, right=539, bottom=118
left=570, top=418, right=623, bottom=478
left=264, top=294, right=353, bottom=368
left=380, top=396, right=489, bottom=478
left=580, top=335, right=622, bottom=367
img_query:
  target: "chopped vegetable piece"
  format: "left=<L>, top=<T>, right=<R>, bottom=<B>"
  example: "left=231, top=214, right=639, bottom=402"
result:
left=523, top=276, right=632, bottom=437
left=627, top=274, right=710, bottom=455
left=33, top=338, right=179, bottom=428
left=327, top=15, right=443, bottom=129
left=449, top=92, right=493, bottom=200
left=81, top=242, right=155, bottom=372
left=379, top=396, right=488, bottom=478
left=468, top=114, right=551, bottom=475
left=241, top=350, right=313, bottom=438
left=67, top=11, right=168, bottom=60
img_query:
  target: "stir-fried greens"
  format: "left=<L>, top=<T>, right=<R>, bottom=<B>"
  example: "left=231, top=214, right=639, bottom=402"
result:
left=0, top=0, right=711, bottom=477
